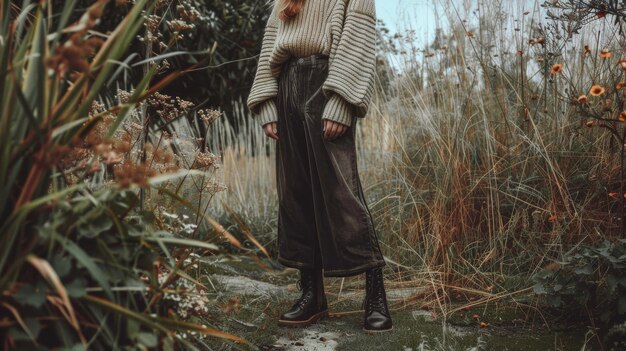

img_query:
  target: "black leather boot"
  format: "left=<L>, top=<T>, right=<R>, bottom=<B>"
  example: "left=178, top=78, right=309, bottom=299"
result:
left=363, top=267, right=393, bottom=333
left=278, top=268, right=328, bottom=327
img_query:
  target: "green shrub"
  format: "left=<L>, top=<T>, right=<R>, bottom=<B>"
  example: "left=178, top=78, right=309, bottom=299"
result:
left=0, top=0, right=244, bottom=349
left=533, top=239, right=626, bottom=345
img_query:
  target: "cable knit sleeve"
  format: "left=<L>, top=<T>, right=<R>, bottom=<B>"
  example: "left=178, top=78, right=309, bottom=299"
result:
left=247, top=7, right=279, bottom=127
left=322, top=0, right=377, bottom=127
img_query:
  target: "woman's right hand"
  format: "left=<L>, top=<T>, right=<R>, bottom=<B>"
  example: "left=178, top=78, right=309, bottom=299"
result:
left=263, top=122, right=279, bottom=141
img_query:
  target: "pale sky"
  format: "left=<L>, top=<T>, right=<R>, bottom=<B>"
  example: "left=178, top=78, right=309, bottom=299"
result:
left=375, top=0, right=438, bottom=43
left=375, top=0, right=439, bottom=69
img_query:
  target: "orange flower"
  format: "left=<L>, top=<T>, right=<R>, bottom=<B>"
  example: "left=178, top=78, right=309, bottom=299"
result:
left=480, top=321, right=490, bottom=327
left=548, top=214, right=557, bottom=222
left=619, top=59, right=626, bottom=70
left=617, top=81, right=626, bottom=91
left=620, top=111, right=626, bottom=122
left=550, top=63, right=563, bottom=75
left=600, top=49, right=612, bottom=59
left=577, top=95, right=588, bottom=104
left=590, top=85, right=606, bottom=96
left=466, top=31, right=474, bottom=38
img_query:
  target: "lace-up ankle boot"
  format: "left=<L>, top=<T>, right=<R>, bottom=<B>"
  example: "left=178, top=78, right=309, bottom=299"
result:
left=363, top=267, right=393, bottom=333
left=278, top=268, right=328, bottom=327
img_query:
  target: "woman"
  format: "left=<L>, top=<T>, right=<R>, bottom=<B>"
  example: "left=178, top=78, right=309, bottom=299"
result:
left=247, top=0, right=392, bottom=333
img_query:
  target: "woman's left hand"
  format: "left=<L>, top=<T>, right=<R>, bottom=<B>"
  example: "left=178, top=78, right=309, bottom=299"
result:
left=323, top=119, right=349, bottom=140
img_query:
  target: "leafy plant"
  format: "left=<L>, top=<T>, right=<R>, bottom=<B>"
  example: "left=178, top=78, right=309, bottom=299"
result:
left=606, top=320, right=626, bottom=351
left=533, top=239, right=626, bottom=341
left=0, top=0, right=246, bottom=349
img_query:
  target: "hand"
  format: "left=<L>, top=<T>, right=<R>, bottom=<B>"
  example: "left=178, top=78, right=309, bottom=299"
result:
left=323, top=119, right=349, bottom=140
left=263, top=122, right=279, bottom=141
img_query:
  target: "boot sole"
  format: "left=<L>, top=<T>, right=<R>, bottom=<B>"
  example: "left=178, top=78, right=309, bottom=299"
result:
left=277, top=310, right=329, bottom=327
left=363, top=325, right=394, bottom=334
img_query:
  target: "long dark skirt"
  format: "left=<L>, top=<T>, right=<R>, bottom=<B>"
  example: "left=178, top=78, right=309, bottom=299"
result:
left=274, top=53, right=385, bottom=277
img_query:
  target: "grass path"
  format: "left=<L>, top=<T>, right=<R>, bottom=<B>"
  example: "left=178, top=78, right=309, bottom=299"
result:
left=188, top=255, right=592, bottom=350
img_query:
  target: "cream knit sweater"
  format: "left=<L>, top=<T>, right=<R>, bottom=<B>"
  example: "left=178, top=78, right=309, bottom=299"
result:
left=247, top=0, right=377, bottom=127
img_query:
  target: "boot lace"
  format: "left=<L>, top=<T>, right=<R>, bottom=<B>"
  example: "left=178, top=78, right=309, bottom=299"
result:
left=294, top=277, right=314, bottom=309
left=366, top=269, right=388, bottom=314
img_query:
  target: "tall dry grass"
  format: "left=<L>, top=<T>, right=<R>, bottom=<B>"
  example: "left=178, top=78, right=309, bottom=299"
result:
left=206, top=0, right=624, bottom=310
